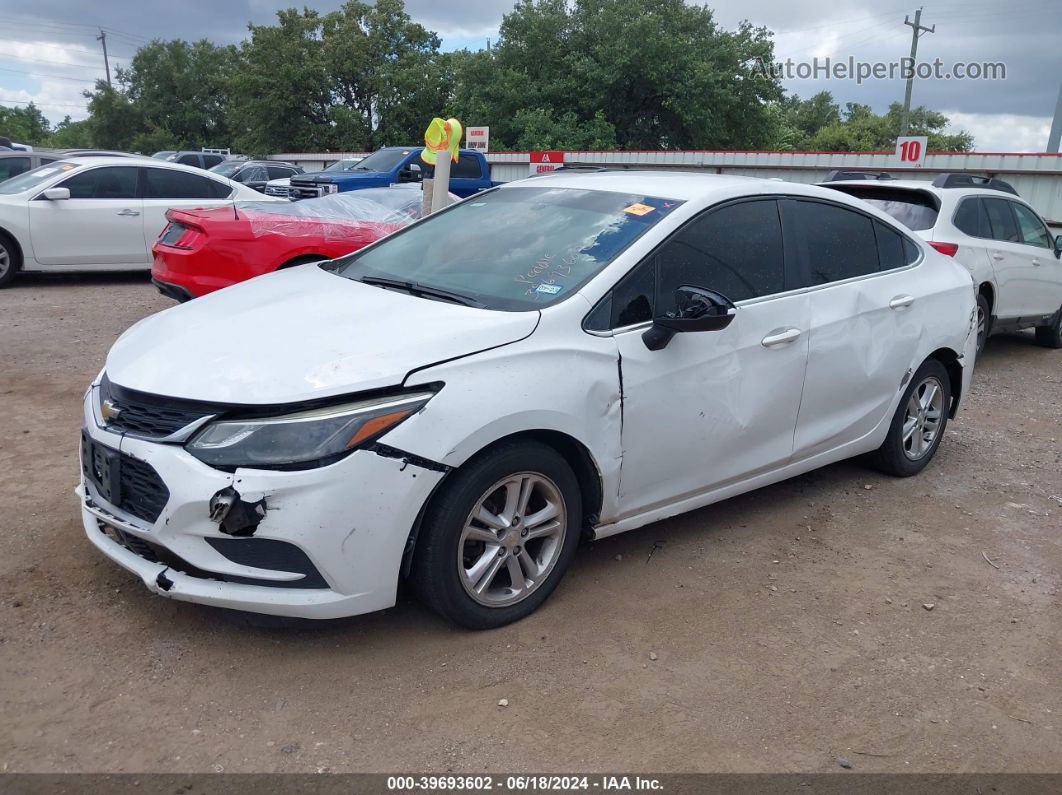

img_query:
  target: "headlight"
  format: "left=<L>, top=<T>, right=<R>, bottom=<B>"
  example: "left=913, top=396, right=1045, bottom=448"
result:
left=323, top=183, right=338, bottom=194
left=186, top=391, right=434, bottom=469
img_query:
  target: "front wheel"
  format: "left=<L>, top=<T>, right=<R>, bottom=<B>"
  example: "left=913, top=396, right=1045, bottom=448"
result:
left=869, top=359, right=952, bottom=477
left=974, top=294, right=991, bottom=355
left=411, top=442, right=582, bottom=629
left=1034, top=305, right=1062, bottom=349
left=0, top=233, right=19, bottom=288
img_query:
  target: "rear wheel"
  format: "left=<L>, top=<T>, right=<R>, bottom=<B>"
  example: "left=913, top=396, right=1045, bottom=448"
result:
left=974, top=293, right=991, bottom=355
left=869, top=359, right=951, bottom=477
left=411, top=442, right=581, bottom=629
left=278, top=254, right=327, bottom=270
left=0, top=233, right=20, bottom=288
left=1034, top=305, right=1062, bottom=349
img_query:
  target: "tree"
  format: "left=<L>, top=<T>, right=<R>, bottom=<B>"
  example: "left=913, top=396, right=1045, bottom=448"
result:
left=44, top=117, right=93, bottom=149
left=0, top=103, right=51, bottom=145
left=806, top=101, right=973, bottom=152
left=451, top=0, right=782, bottom=150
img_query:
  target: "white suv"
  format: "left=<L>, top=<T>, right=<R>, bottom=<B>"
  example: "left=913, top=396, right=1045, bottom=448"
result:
left=823, top=174, right=1062, bottom=351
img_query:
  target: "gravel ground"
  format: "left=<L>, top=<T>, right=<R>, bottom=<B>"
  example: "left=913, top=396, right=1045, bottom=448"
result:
left=1, top=272, right=1060, bottom=774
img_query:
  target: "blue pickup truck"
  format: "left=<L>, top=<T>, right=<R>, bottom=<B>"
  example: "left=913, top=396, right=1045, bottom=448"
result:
left=288, top=146, right=498, bottom=200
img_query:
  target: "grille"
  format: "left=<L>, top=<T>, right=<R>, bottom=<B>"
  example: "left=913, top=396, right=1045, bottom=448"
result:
left=264, top=184, right=290, bottom=198
left=289, top=182, right=326, bottom=200
left=99, top=375, right=211, bottom=439
left=119, top=455, right=170, bottom=523
left=82, top=433, right=170, bottom=524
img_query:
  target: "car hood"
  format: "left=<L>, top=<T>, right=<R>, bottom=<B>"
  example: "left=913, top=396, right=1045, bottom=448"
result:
left=106, top=265, right=540, bottom=404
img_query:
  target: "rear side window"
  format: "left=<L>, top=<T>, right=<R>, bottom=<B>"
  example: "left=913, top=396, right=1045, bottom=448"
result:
left=58, top=166, right=138, bottom=199
left=450, top=154, right=483, bottom=180
left=983, top=198, right=1019, bottom=242
left=235, top=165, right=268, bottom=183
left=792, top=200, right=878, bottom=284
left=0, top=157, right=31, bottom=181
left=144, top=167, right=226, bottom=199
left=954, top=197, right=990, bottom=238
left=874, top=222, right=907, bottom=271
left=1010, top=202, right=1052, bottom=248
left=203, top=154, right=225, bottom=168
left=267, top=166, right=296, bottom=179
left=176, top=154, right=200, bottom=166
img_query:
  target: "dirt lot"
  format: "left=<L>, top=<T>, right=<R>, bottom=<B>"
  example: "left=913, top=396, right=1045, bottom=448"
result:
left=1, top=272, right=1060, bottom=774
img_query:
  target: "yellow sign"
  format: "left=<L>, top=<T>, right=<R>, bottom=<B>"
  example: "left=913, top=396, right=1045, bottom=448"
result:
left=623, top=203, right=655, bottom=216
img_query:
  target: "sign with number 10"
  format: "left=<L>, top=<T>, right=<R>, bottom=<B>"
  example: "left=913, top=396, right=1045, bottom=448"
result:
left=895, top=136, right=928, bottom=168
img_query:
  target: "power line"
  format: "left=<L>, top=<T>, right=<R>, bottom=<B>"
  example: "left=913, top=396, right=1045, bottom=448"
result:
left=0, top=66, right=98, bottom=83
left=1, top=97, right=89, bottom=109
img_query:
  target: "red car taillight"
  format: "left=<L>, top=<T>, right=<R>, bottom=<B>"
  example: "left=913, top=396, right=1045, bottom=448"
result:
left=158, top=221, right=203, bottom=250
left=928, top=241, right=959, bottom=257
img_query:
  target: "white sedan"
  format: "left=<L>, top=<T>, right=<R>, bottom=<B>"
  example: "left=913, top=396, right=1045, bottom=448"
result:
left=0, top=157, right=271, bottom=287
left=80, top=171, right=977, bottom=628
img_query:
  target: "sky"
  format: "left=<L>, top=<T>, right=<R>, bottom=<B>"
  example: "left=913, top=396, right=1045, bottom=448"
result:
left=0, top=0, right=1059, bottom=151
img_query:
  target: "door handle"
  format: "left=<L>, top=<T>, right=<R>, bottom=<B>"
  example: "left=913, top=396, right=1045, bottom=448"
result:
left=889, top=295, right=915, bottom=310
left=761, top=328, right=801, bottom=348
left=991, top=252, right=1004, bottom=261
left=116, top=209, right=140, bottom=217
left=1032, top=259, right=1042, bottom=266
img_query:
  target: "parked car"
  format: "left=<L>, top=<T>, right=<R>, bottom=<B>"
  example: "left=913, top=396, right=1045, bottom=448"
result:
left=0, top=149, right=144, bottom=183
left=288, top=147, right=497, bottom=200
left=0, top=157, right=270, bottom=287
left=81, top=171, right=976, bottom=628
left=209, top=160, right=303, bottom=193
left=263, top=176, right=293, bottom=198
left=151, top=186, right=449, bottom=301
left=153, top=151, right=230, bottom=170
left=268, top=157, right=360, bottom=198
left=823, top=173, right=1062, bottom=350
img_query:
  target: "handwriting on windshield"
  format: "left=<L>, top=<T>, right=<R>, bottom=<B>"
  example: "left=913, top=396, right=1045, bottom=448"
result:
left=517, top=252, right=579, bottom=299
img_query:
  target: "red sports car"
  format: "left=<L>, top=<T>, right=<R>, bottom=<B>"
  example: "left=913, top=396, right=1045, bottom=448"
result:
left=151, top=186, right=443, bottom=301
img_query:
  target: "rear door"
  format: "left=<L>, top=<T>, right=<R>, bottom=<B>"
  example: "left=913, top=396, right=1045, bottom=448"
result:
left=786, top=198, right=924, bottom=459
left=28, top=165, right=145, bottom=266
left=141, top=166, right=233, bottom=248
left=982, top=197, right=1034, bottom=318
left=447, top=153, right=487, bottom=197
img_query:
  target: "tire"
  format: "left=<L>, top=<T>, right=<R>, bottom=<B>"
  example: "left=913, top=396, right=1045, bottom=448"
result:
left=278, top=254, right=327, bottom=270
left=1034, top=305, right=1062, bottom=349
left=974, top=293, right=991, bottom=355
left=0, top=232, right=20, bottom=289
left=411, top=441, right=582, bottom=629
left=869, top=359, right=952, bottom=477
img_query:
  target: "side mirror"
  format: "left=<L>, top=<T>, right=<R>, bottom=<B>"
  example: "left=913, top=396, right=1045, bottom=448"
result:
left=43, top=187, right=70, bottom=201
left=642, top=286, right=736, bottom=351
left=398, top=164, right=423, bottom=183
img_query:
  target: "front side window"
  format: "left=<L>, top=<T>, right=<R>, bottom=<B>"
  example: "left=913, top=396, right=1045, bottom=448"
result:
left=983, top=198, right=1019, bottom=243
left=59, top=166, right=138, bottom=199
left=176, top=154, right=199, bottom=166
left=144, top=168, right=228, bottom=199
left=792, top=200, right=878, bottom=284
left=328, top=186, right=684, bottom=311
left=0, top=157, right=31, bottom=181
left=954, top=197, right=990, bottom=238
left=267, top=166, right=296, bottom=179
left=235, top=165, right=268, bottom=183
left=1010, top=202, right=1052, bottom=248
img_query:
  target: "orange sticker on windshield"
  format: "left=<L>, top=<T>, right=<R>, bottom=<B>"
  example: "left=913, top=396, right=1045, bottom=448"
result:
left=624, top=203, right=655, bottom=216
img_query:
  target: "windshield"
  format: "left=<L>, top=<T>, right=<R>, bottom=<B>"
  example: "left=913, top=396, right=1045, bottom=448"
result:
left=210, top=161, right=244, bottom=177
left=327, top=186, right=684, bottom=311
left=323, top=158, right=364, bottom=173
left=350, top=149, right=412, bottom=172
left=0, top=161, right=81, bottom=194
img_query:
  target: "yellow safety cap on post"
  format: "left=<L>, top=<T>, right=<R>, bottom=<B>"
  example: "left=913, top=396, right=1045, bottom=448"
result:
left=421, top=117, right=462, bottom=165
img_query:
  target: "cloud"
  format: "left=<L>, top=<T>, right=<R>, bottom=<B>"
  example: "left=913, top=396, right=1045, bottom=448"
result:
left=942, top=111, right=1053, bottom=152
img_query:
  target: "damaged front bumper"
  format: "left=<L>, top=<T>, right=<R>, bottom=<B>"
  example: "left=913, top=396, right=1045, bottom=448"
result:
left=78, top=391, right=446, bottom=619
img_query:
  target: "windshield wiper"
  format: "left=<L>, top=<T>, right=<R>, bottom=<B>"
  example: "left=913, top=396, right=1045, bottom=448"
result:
left=358, top=276, right=484, bottom=308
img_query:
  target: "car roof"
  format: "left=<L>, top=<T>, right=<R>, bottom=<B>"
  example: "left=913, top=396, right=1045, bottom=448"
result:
left=50, top=156, right=232, bottom=178
left=501, top=169, right=854, bottom=203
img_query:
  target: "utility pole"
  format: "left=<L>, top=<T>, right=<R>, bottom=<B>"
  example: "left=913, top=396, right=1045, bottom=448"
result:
left=899, top=8, right=934, bottom=136
left=1048, top=79, right=1062, bottom=152
left=97, top=29, right=111, bottom=87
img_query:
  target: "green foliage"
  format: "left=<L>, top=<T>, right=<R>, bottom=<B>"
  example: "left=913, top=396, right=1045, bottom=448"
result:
left=15, top=0, right=974, bottom=156
left=0, top=104, right=51, bottom=144
left=778, top=92, right=974, bottom=152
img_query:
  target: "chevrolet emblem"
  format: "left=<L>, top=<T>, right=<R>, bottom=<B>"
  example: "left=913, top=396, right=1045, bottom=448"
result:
left=101, top=398, right=123, bottom=423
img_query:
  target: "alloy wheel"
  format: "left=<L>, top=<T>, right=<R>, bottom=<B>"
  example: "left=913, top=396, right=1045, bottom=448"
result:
left=0, top=242, right=9, bottom=279
left=457, top=472, right=567, bottom=608
left=902, top=376, right=944, bottom=460
left=976, top=305, right=987, bottom=351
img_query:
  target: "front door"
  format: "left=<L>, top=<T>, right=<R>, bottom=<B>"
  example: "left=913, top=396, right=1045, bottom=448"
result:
left=29, top=165, right=145, bottom=266
left=610, top=198, right=810, bottom=517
